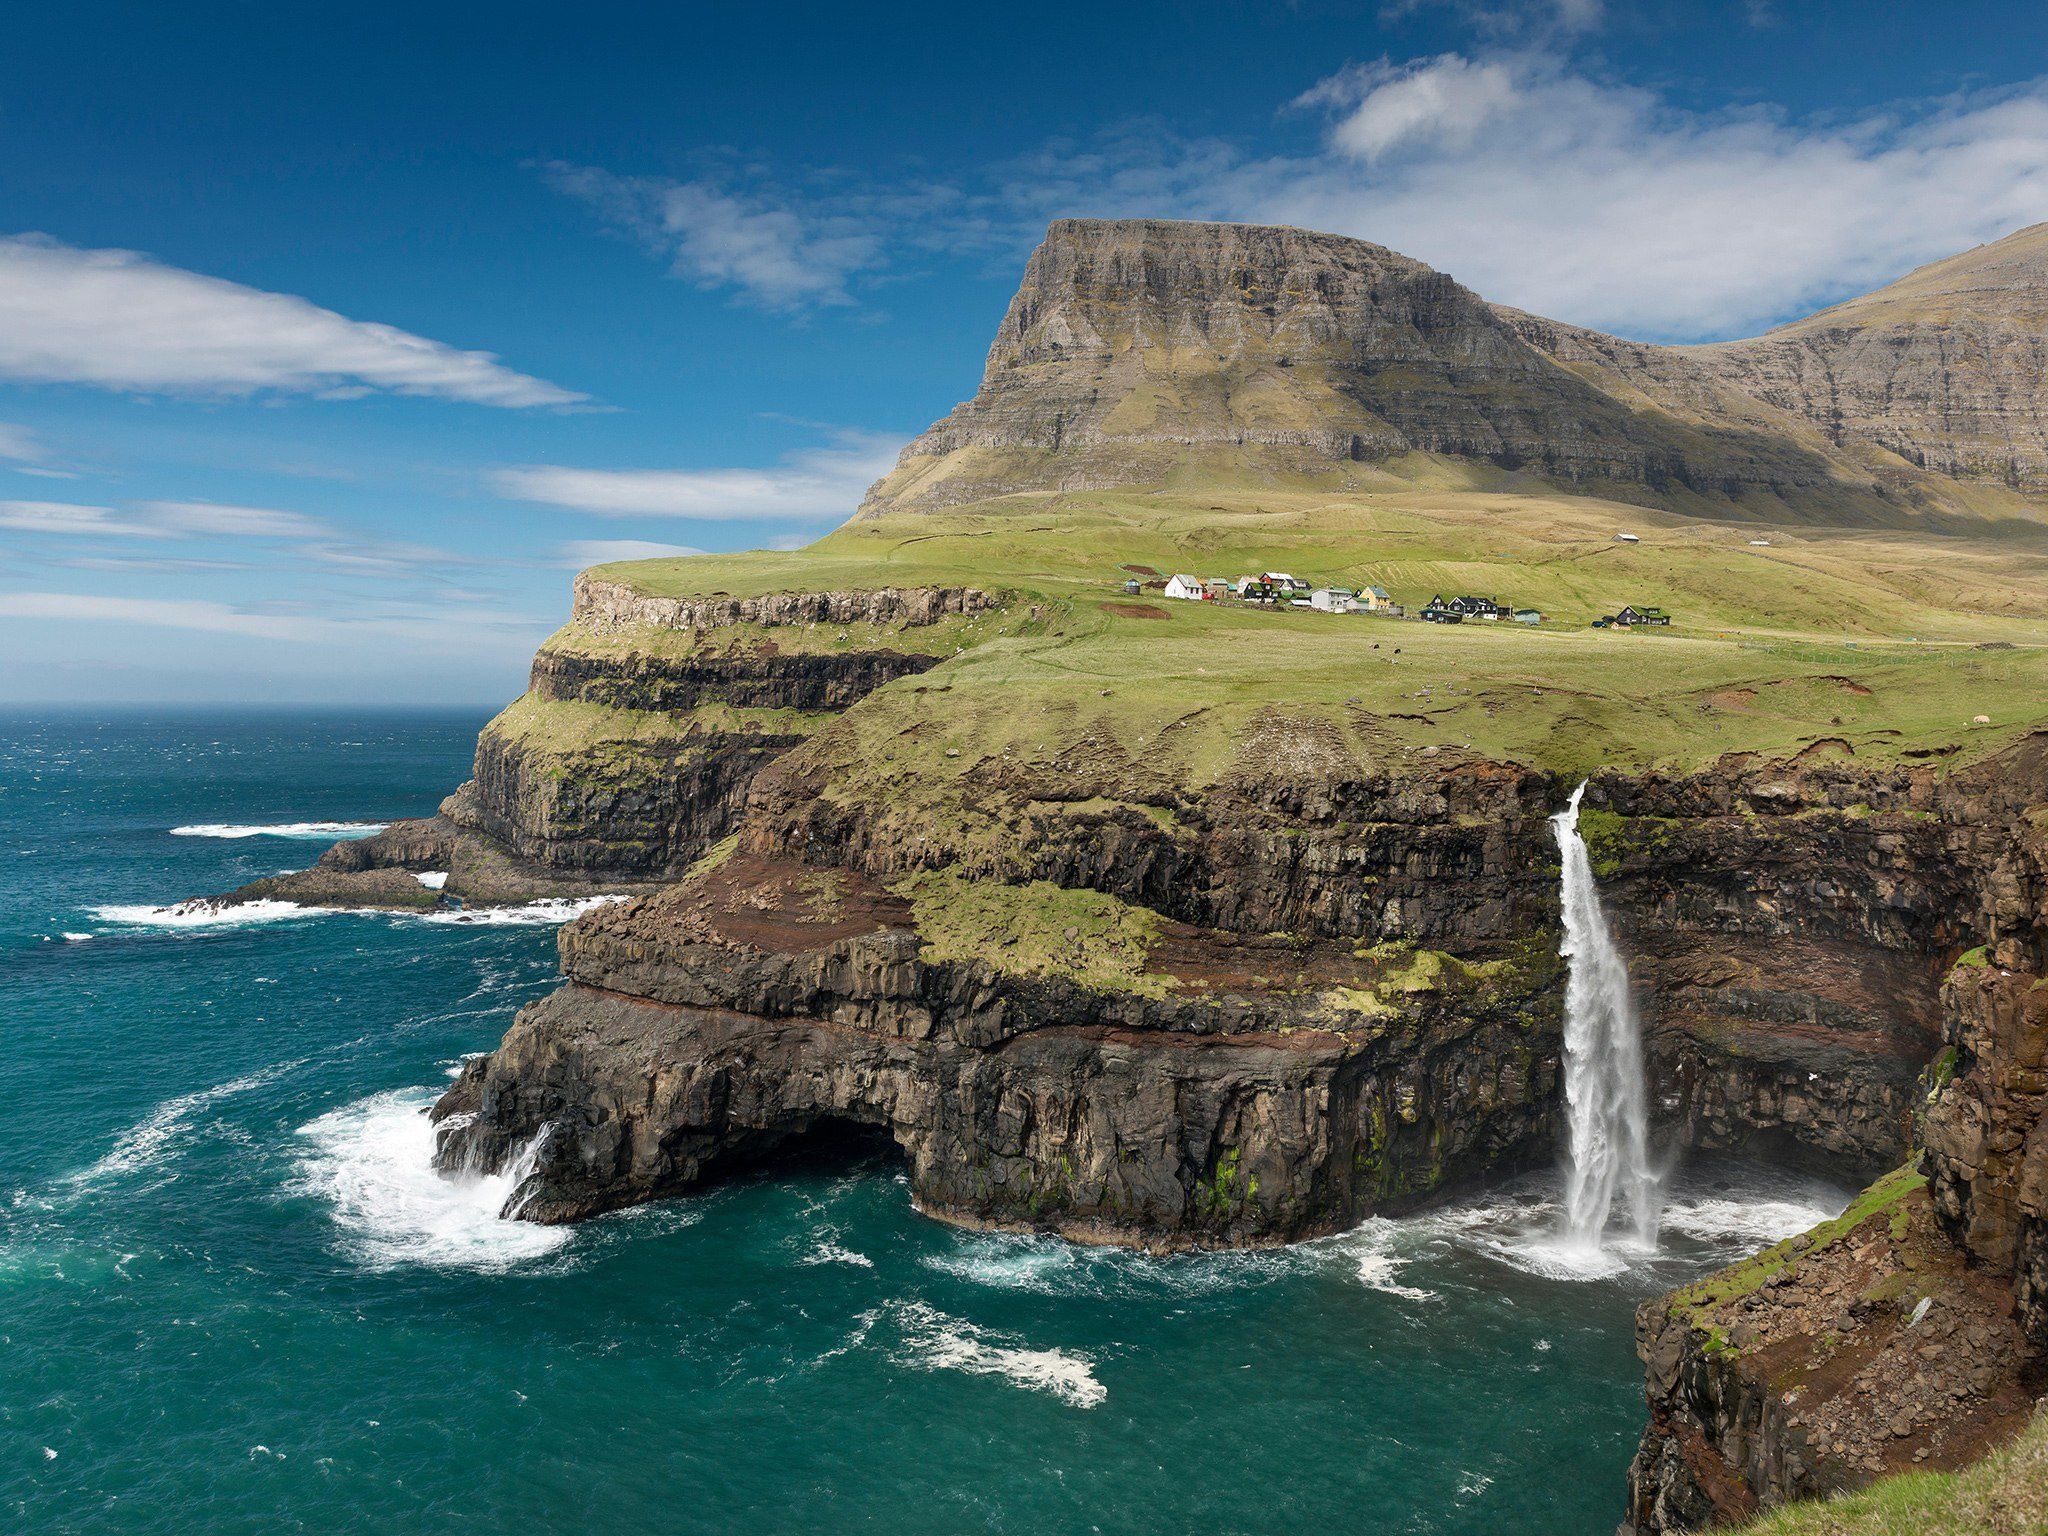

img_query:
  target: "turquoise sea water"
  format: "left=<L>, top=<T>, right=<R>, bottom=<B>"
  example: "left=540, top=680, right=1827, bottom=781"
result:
left=0, top=710, right=1851, bottom=1536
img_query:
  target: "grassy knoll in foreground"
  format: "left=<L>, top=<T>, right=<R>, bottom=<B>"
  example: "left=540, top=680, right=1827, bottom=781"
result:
left=572, top=487, right=2048, bottom=779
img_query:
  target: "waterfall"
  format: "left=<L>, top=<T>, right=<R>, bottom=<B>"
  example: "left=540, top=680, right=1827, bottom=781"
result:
left=1552, top=782, right=1662, bottom=1252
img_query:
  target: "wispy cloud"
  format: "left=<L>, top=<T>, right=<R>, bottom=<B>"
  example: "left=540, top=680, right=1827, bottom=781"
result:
left=0, top=590, right=550, bottom=646
left=133, top=500, right=336, bottom=538
left=0, top=501, right=172, bottom=538
left=494, top=428, right=903, bottom=519
left=545, top=164, right=885, bottom=311
left=557, top=538, right=708, bottom=568
left=0, top=422, right=44, bottom=463
left=0, top=234, right=586, bottom=407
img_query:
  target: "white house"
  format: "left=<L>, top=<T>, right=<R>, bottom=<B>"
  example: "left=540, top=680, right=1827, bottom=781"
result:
left=1309, top=587, right=1358, bottom=613
left=1163, top=573, right=1206, bottom=600
left=1614, top=532, right=1641, bottom=543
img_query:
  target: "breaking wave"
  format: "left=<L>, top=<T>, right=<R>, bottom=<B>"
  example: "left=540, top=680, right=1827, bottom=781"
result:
left=888, top=1300, right=1106, bottom=1408
left=294, top=1088, right=572, bottom=1272
left=170, top=821, right=388, bottom=840
left=91, top=898, right=314, bottom=929
left=408, top=895, right=626, bottom=926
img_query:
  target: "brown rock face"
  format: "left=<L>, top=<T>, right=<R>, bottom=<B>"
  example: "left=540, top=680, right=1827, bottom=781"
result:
left=1692, top=224, right=2048, bottom=492
left=432, top=855, right=1561, bottom=1247
left=858, top=218, right=1857, bottom=517
left=1622, top=1174, right=2043, bottom=1535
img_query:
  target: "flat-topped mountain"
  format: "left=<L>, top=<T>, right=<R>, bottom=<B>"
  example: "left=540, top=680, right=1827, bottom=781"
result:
left=1692, top=222, right=2048, bottom=491
left=859, top=217, right=2048, bottom=522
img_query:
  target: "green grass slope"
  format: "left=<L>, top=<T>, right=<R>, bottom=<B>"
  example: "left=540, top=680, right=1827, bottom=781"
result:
left=581, top=487, right=2048, bottom=782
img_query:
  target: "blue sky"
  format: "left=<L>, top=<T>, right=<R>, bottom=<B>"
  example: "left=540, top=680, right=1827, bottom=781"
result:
left=3, top=0, right=2045, bottom=703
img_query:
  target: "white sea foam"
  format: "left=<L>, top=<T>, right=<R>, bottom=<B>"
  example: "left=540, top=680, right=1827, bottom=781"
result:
left=294, top=1089, right=571, bottom=1271
left=60, top=932, right=92, bottom=943
left=799, top=1237, right=875, bottom=1268
left=413, top=871, right=448, bottom=890
left=171, top=821, right=388, bottom=840
left=408, top=895, right=626, bottom=927
left=70, top=1061, right=304, bottom=1189
left=91, top=897, right=315, bottom=929
left=890, top=1300, right=1106, bottom=1408
left=1357, top=1167, right=1851, bottom=1286
left=1326, top=1221, right=1441, bottom=1300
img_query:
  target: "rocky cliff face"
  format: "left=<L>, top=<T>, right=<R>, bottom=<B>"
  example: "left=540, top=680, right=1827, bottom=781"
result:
left=432, top=721, right=2048, bottom=1252
left=853, top=218, right=2048, bottom=522
left=219, top=587, right=990, bottom=910
left=1621, top=739, right=2048, bottom=1531
left=1692, top=224, right=2048, bottom=493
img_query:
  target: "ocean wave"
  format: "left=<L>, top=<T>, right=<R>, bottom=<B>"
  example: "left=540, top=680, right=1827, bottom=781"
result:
left=413, top=871, right=448, bottom=889
left=888, top=1300, right=1106, bottom=1408
left=91, top=897, right=315, bottom=929
left=170, top=821, right=388, bottom=840
left=407, top=895, right=626, bottom=926
left=294, top=1088, right=571, bottom=1272
left=70, top=1060, right=305, bottom=1189
left=924, top=1228, right=1301, bottom=1300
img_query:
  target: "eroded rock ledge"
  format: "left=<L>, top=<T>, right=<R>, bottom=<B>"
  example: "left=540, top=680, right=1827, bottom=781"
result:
left=570, top=575, right=992, bottom=633
left=433, top=854, right=1559, bottom=1247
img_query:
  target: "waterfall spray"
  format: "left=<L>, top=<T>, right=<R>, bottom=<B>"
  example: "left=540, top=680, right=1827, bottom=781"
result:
left=1552, top=782, right=1661, bottom=1251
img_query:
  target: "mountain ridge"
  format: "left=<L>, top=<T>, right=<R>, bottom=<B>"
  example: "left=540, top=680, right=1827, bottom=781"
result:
left=858, top=216, right=2048, bottom=521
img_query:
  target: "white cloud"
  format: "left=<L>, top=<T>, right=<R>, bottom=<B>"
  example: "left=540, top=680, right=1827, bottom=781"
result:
left=0, top=590, right=551, bottom=647
left=1265, top=53, right=2048, bottom=337
left=557, top=539, right=708, bottom=568
left=493, top=429, right=903, bottom=519
left=0, top=234, right=585, bottom=406
left=0, top=501, right=172, bottom=538
left=545, top=165, right=881, bottom=311
left=1298, top=57, right=1523, bottom=162
left=135, top=500, right=335, bottom=538
left=0, top=422, right=44, bottom=462
left=0, top=592, right=313, bottom=639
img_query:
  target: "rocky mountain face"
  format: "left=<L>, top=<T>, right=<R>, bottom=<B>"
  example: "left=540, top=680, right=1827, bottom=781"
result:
left=1691, top=224, right=2048, bottom=493
left=858, top=218, right=2048, bottom=522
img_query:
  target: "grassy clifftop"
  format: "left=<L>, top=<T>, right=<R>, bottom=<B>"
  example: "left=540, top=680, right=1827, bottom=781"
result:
left=580, top=487, right=2048, bottom=781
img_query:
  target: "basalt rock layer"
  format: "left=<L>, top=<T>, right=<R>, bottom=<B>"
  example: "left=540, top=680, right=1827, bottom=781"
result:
left=217, top=587, right=988, bottom=911
left=434, top=726, right=2048, bottom=1254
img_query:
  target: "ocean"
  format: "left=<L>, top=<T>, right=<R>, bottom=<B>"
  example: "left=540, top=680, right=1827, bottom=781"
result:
left=0, top=709, right=1849, bottom=1535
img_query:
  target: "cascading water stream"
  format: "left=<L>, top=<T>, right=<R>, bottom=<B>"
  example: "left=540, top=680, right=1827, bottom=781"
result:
left=1552, top=781, right=1663, bottom=1253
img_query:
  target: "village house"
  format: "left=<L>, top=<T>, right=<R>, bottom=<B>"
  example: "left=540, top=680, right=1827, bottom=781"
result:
left=1511, top=608, right=1542, bottom=625
left=1614, top=605, right=1671, bottom=627
left=1237, top=575, right=1279, bottom=603
left=1427, top=594, right=1508, bottom=620
left=1204, top=578, right=1233, bottom=600
left=1420, top=600, right=1464, bottom=624
left=1262, top=572, right=1311, bottom=596
left=1358, top=585, right=1396, bottom=612
left=1162, top=573, right=1207, bottom=600
left=1309, top=587, right=1358, bottom=613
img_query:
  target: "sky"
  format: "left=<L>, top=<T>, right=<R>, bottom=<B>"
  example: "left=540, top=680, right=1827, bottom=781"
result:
left=3, top=0, right=2046, bottom=704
